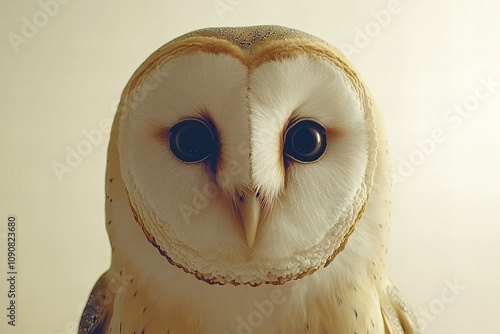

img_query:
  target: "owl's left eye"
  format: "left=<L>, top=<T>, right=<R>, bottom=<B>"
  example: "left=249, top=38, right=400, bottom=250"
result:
left=169, top=119, right=218, bottom=163
left=283, top=120, right=327, bottom=163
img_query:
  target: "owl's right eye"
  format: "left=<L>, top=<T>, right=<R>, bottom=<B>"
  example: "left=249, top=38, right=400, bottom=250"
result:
left=283, top=119, right=327, bottom=163
left=169, top=119, right=218, bottom=163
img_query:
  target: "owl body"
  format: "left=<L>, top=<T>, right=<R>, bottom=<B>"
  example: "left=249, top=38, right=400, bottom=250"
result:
left=79, top=26, right=418, bottom=334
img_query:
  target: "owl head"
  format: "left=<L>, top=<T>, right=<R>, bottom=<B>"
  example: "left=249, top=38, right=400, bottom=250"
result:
left=113, top=26, right=379, bottom=286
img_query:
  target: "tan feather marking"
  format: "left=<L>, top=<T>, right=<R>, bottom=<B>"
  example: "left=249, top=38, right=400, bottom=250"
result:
left=324, top=200, right=367, bottom=268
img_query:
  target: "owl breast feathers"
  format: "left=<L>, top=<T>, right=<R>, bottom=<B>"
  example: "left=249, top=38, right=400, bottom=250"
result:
left=79, top=25, right=419, bottom=334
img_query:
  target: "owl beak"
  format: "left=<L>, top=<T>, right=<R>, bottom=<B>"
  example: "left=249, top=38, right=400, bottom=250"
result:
left=240, top=191, right=260, bottom=248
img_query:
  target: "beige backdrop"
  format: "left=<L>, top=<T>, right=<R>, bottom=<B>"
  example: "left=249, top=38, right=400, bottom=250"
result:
left=1, top=0, right=499, bottom=333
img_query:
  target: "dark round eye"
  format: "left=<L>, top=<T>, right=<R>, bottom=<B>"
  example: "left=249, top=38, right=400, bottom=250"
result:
left=283, top=120, right=327, bottom=163
left=169, top=119, right=218, bottom=163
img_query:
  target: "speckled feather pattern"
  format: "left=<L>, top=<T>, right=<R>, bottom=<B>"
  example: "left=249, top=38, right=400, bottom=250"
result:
left=177, top=26, right=314, bottom=52
left=79, top=25, right=419, bottom=334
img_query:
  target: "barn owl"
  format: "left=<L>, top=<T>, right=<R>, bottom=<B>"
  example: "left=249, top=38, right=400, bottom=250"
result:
left=79, top=25, right=419, bottom=334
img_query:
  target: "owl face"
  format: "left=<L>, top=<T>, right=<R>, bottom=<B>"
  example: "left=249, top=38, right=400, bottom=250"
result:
left=117, top=26, right=377, bottom=286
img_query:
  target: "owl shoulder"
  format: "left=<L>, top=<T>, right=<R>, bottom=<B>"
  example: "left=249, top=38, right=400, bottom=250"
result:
left=381, top=283, right=420, bottom=334
left=78, top=271, right=116, bottom=334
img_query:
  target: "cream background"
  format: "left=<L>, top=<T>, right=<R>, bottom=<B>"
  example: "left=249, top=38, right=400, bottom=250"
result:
left=1, top=1, right=499, bottom=333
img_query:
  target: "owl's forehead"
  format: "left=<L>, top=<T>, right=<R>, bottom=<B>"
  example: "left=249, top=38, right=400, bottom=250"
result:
left=127, top=25, right=357, bottom=100
left=175, top=25, right=320, bottom=54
